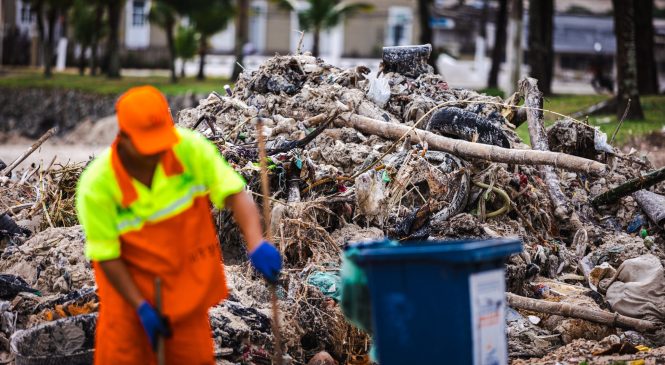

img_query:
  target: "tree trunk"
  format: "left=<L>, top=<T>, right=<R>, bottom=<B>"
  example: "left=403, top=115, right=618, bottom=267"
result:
left=527, top=0, right=554, bottom=95
left=91, top=43, right=99, bottom=76
left=612, top=0, right=644, bottom=120
left=106, top=1, right=122, bottom=79
left=165, top=17, right=177, bottom=83
left=488, top=0, right=508, bottom=89
left=312, top=27, right=320, bottom=58
left=78, top=45, right=87, bottom=75
left=634, top=0, right=659, bottom=95
left=520, top=77, right=583, bottom=233
left=231, top=0, right=249, bottom=81
left=180, top=61, right=186, bottom=78
left=506, top=0, right=523, bottom=95
left=506, top=293, right=658, bottom=332
left=417, top=0, right=439, bottom=73
left=197, top=36, right=206, bottom=80
left=333, top=112, right=606, bottom=174
left=90, top=3, right=104, bottom=76
left=34, top=1, right=46, bottom=72
left=43, top=7, right=57, bottom=78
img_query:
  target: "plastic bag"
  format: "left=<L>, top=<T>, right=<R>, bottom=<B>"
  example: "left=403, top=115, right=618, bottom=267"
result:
left=593, top=128, right=614, bottom=153
left=367, top=75, right=391, bottom=108
left=307, top=271, right=341, bottom=302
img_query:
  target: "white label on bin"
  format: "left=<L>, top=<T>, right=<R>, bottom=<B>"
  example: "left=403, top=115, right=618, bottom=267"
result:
left=470, top=269, right=507, bottom=365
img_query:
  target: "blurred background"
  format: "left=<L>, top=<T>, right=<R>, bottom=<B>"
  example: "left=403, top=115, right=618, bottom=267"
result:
left=0, top=0, right=664, bottom=166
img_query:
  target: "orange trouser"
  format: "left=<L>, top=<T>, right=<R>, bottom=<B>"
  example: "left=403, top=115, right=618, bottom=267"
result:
left=92, top=197, right=227, bottom=364
left=94, top=309, right=215, bottom=365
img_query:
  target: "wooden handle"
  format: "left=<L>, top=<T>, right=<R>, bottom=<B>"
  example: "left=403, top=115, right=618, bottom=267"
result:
left=155, top=277, right=165, bottom=365
left=256, top=119, right=283, bottom=365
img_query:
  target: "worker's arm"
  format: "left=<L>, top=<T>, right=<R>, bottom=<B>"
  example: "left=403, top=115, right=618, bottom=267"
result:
left=97, top=258, right=170, bottom=348
left=225, top=190, right=282, bottom=283
left=97, top=259, right=144, bottom=309
left=224, top=190, right=263, bottom=252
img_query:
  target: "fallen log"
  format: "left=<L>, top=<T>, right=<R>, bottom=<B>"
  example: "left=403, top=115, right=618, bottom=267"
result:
left=335, top=113, right=606, bottom=174
left=506, top=293, right=658, bottom=332
left=1, top=127, right=57, bottom=177
left=592, top=166, right=665, bottom=206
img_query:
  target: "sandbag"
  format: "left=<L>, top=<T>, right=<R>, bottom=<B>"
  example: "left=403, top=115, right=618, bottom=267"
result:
left=606, top=254, right=665, bottom=321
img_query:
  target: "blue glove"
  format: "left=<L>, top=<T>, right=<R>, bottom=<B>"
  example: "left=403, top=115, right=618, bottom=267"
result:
left=137, top=300, right=171, bottom=350
left=249, top=241, right=282, bottom=283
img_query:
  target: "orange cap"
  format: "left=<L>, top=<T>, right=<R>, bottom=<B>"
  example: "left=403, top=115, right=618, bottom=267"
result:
left=116, top=85, right=179, bottom=155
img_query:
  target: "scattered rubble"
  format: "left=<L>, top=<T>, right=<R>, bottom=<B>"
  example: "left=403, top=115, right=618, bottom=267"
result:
left=0, top=51, right=664, bottom=364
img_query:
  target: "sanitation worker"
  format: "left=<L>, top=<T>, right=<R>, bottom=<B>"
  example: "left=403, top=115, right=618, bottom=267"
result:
left=75, top=85, right=282, bottom=364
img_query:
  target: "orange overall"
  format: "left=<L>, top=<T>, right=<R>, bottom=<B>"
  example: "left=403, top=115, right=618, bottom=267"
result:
left=76, top=125, right=245, bottom=364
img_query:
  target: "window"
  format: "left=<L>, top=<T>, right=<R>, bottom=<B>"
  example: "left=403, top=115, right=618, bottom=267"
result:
left=20, top=4, right=33, bottom=23
left=16, top=0, right=35, bottom=26
left=132, top=1, right=146, bottom=27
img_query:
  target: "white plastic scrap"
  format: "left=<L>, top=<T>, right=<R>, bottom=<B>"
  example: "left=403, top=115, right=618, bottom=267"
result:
left=593, top=128, right=614, bottom=153
left=367, top=74, right=391, bottom=108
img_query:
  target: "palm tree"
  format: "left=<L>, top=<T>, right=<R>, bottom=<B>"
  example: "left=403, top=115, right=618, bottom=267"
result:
left=275, top=0, right=373, bottom=58
left=527, top=0, right=554, bottom=95
left=634, top=0, right=658, bottom=94
left=488, top=0, right=507, bottom=89
left=89, top=0, right=106, bottom=76
left=416, top=0, right=438, bottom=73
left=27, top=0, right=73, bottom=78
left=231, top=0, right=249, bottom=81
left=71, top=0, right=99, bottom=75
left=104, top=0, right=124, bottom=78
left=612, top=0, right=644, bottom=120
left=149, top=0, right=178, bottom=82
left=190, top=0, right=234, bottom=80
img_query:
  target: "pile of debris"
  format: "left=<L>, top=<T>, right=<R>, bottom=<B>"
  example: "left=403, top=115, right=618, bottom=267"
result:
left=0, top=46, right=664, bottom=364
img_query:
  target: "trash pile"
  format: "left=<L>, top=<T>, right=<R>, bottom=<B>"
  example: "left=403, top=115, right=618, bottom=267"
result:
left=0, top=47, right=663, bottom=364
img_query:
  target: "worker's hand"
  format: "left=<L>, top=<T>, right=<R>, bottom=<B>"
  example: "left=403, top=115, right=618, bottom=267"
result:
left=137, top=300, right=171, bottom=350
left=249, top=240, right=282, bottom=283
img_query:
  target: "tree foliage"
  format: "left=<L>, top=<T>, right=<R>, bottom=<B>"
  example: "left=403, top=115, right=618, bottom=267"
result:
left=175, top=25, right=197, bottom=77
left=189, top=0, right=234, bottom=79
left=175, top=26, right=198, bottom=61
left=149, top=0, right=178, bottom=82
left=274, top=0, right=373, bottom=57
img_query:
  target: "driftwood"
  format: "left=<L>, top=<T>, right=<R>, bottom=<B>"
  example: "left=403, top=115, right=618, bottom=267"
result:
left=633, top=190, right=665, bottom=229
left=592, top=166, right=665, bottom=206
left=334, top=113, right=606, bottom=175
left=1, top=127, right=57, bottom=176
left=520, top=78, right=583, bottom=232
left=506, top=293, right=658, bottom=332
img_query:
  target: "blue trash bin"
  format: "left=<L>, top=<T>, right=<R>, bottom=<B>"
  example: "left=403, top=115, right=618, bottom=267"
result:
left=348, top=237, right=522, bottom=365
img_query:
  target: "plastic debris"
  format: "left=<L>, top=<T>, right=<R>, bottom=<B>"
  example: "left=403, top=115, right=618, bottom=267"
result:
left=307, top=272, right=341, bottom=302
left=367, top=74, right=391, bottom=108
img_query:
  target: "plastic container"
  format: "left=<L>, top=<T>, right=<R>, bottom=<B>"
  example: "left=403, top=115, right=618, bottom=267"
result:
left=11, top=313, right=97, bottom=365
left=348, top=238, right=522, bottom=365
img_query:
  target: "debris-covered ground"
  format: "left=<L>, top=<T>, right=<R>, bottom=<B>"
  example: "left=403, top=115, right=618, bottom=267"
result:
left=0, top=52, right=664, bottom=365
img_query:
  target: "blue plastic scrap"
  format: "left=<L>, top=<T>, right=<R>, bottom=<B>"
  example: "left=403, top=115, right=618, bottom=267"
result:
left=307, top=271, right=341, bottom=302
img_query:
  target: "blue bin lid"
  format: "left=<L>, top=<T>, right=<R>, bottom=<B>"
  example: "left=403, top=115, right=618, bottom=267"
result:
left=349, top=237, right=522, bottom=265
